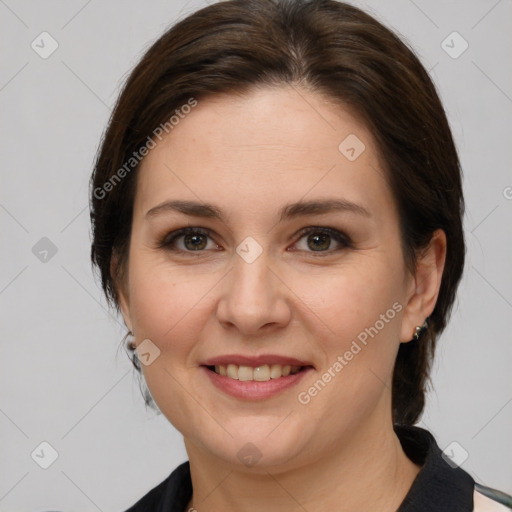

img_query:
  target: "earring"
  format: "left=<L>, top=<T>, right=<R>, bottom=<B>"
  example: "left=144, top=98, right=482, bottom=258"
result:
left=413, top=319, right=428, bottom=341
left=124, top=330, right=136, bottom=351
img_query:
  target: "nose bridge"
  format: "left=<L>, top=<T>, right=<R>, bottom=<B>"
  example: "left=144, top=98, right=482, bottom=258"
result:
left=216, top=241, right=290, bottom=332
left=233, top=249, right=271, bottom=299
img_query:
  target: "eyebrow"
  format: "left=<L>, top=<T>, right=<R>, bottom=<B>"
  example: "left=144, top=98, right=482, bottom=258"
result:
left=145, top=198, right=371, bottom=222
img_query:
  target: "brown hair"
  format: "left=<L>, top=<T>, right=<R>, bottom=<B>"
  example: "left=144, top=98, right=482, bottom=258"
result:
left=90, top=0, right=465, bottom=425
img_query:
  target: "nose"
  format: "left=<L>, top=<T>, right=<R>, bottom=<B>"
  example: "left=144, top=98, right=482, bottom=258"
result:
left=216, top=248, right=292, bottom=335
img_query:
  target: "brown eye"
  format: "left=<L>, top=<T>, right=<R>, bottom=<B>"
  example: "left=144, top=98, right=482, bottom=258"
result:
left=182, top=233, right=208, bottom=250
left=306, top=232, right=332, bottom=251
left=158, top=227, right=216, bottom=252
left=293, top=227, right=351, bottom=254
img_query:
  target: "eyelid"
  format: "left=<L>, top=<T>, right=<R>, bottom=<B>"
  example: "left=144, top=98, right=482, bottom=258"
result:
left=157, top=226, right=217, bottom=251
left=291, top=226, right=352, bottom=252
left=158, top=225, right=352, bottom=253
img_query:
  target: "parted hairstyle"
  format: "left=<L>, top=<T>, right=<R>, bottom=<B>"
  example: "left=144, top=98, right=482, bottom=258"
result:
left=89, top=0, right=465, bottom=426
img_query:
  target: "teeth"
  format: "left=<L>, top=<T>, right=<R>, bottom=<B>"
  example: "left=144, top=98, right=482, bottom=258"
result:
left=213, top=363, right=302, bottom=381
left=227, top=364, right=238, bottom=379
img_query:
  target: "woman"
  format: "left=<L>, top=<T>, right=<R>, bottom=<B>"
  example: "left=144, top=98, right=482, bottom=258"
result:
left=89, top=0, right=512, bottom=510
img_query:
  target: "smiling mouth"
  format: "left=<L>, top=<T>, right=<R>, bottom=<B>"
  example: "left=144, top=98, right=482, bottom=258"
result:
left=205, top=364, right=312, bottom=382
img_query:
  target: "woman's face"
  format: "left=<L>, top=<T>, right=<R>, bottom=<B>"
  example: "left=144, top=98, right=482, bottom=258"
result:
left=118, top=86, right=422, bottom=470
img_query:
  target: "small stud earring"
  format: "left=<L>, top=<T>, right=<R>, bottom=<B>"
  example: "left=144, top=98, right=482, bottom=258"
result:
left=413, top=319, right=428, bottom=341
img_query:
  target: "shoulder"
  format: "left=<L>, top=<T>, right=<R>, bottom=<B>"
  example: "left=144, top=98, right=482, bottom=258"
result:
left=473, top=483, right=512, bottom=512
left=124, top=461, right=192, bottom=512
left=123, top=474, right=171, bottom=511
left=394, top=425, right=512, bottom=512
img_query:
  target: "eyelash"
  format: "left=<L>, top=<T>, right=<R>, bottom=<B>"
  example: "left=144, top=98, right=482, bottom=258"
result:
left=157, top=226, right=352, bottom=256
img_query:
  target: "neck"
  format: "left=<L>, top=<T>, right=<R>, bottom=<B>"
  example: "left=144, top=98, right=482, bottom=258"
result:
left=184, top=410, right=421, bottom=512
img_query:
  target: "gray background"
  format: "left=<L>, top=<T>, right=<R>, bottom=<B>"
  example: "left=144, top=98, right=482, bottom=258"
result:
left=1, top=0, right=511, bottom=510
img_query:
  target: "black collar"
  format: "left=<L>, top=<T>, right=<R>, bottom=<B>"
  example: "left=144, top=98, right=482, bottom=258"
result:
left=125, top=425, right=475, bottom=511
left=395, top=425, right=474, bottom=511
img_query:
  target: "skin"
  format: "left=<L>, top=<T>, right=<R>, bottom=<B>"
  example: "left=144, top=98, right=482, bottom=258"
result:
left=115, top=85, right=447, bottom=511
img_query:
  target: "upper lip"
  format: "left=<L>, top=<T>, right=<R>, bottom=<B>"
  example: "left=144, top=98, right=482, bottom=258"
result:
left=201, top=354, right=314, bottom=368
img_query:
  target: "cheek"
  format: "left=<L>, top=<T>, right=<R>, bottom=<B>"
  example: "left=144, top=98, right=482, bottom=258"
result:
left=127, top=262, right=213, bottom=432
left=292, top=264, right=401, bottom=345
left=127, top=255, right=218, bottom=388
left=291, top=261, right=403, bottom=416
left=128, top=251, right=208, bottom=338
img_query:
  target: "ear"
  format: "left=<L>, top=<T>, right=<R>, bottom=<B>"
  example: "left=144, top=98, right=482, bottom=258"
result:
left=399, top=229, right=447, bottom=343
left=111, top=249, right=133, bottom=333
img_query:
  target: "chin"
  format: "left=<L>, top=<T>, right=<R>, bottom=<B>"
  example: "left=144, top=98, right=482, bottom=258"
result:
left=198, top=421, right=310, bottom=471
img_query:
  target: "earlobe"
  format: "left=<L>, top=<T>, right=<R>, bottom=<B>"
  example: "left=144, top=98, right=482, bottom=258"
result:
left=399, top=229, right=447, bottom=343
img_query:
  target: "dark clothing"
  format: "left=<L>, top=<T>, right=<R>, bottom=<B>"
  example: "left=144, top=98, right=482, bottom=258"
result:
left=125, top=425, right=510, bottom=511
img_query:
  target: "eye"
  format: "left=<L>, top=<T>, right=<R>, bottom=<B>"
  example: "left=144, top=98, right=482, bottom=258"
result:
left=292, top=226, right=351, bottom=254
left=158, top=227, right=219, bottom=252
left=158, top=226, right=351, bottom=255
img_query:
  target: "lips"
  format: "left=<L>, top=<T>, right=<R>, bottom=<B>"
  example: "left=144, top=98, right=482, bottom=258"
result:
left=201, top=362, right=313, bottom=400
left=201, top=354, right=314, bottom=384
left=201, top=354, right=313, bottom=368
left=200, top=354, right=314, bottom=400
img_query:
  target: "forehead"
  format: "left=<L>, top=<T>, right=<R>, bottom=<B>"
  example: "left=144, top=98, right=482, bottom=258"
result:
left=134, top=86, right=394, bottom=221
left=152, top=86, right=370, bottom=157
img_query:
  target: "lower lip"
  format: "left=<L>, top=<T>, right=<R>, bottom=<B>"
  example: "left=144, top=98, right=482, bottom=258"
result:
left=201, top=366, right=313, bottom=400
